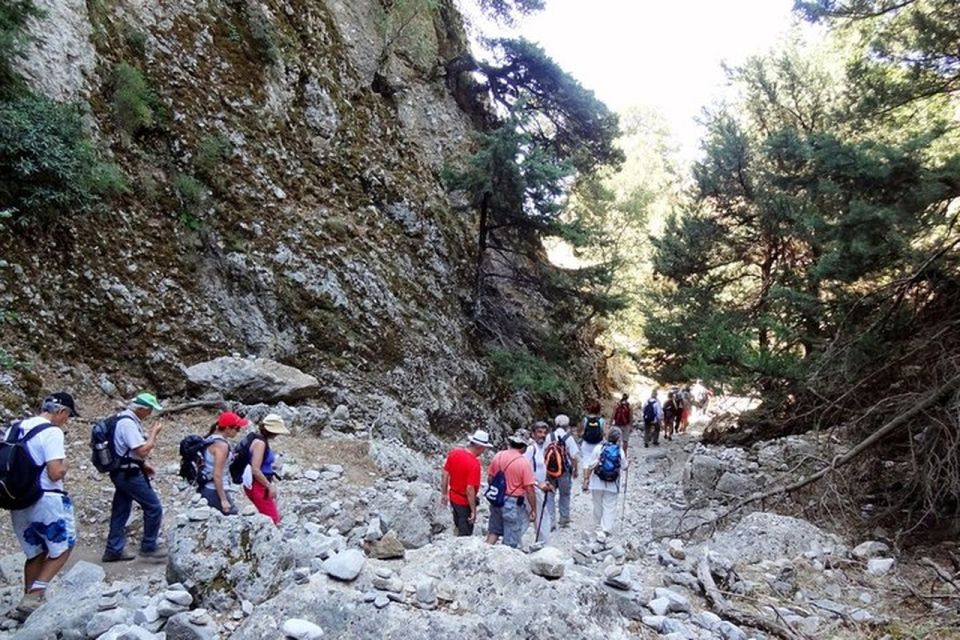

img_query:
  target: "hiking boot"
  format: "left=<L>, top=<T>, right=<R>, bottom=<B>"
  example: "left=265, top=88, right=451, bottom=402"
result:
left=139, top=544, right=168, bottom=560
left=559, top=520, right=571, bottom=529
left=11, top=590, right=44, bottom=621
left=101, top=550, right=136, bottom=563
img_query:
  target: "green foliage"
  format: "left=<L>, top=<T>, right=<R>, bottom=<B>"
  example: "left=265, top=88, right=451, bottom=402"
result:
left=0, top=0, right=42, bottom=95
left=111, top=62, right=157, bottom=137
left=477, top=0, right=544, bottom=24
left=0, top=94, right=127, bottom=223
left=488, top=348, right=575, bottom=399
left=123, top=26, right=147, bottom=57
left=377, top=0, right=440, bottom=71
left=243, top=1, right=281, bottom=65
left=173, top=173, right=206, bottom=214
left=194, top=134, right=232, bottom=181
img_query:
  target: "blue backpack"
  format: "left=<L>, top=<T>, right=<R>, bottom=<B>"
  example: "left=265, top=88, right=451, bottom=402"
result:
left=484, top=456, right=522, bottom=507
left=595, top=443, right=621, bottom=482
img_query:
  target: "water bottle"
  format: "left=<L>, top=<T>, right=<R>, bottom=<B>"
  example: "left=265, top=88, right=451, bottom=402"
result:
left=93, top=440, right=113, bottom=468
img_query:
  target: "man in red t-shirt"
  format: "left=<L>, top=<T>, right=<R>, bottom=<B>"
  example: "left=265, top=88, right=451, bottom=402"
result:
left=440, top=430, right=492, bottom=536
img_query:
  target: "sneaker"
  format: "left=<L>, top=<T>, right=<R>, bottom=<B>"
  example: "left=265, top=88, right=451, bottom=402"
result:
left=139, top=543, right=168, bottom=560
left=101, top=550, right=136, bottom=562
left=10, top=590, right=44, bottom=621
left=559, top=520, right=571, bottom=529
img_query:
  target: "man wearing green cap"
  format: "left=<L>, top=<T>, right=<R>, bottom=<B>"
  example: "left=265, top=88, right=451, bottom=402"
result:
left=102, top=393, right=166, bottom=562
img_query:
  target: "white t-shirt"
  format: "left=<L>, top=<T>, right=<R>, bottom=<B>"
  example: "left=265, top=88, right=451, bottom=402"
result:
left=523, top=440, right=548, bottom=484
left=113, top=409, right=146, bottom=460
left=585, top=443, right=627, bottom=494
left=15, top=416, right=66, bottom=492
left=552, top=429, right=580, bottom=462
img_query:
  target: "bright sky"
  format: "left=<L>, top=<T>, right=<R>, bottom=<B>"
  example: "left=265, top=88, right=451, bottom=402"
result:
left=513, top=0, right=798, bottom=155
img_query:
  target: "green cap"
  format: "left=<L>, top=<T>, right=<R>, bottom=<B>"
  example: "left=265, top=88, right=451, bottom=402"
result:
left=132, top=392, right=163, bottom=412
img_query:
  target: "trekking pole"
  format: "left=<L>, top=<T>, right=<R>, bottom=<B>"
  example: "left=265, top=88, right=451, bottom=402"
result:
left=534, top=488, right=548, bottom=543
left=619, top=452, right=630, bottom=531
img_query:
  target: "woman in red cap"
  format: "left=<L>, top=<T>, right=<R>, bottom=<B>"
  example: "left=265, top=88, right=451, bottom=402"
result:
left=200, top=411, right=248, bottom=514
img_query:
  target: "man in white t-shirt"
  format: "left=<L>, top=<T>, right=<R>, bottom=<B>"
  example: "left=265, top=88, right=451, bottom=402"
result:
left=8, top=391, right=79, bottom=621
left=550, top=415, right=580, bottom=529
left=103, top=392, right=166, bottom=562
left=582, top=426, right=627, bottom=536
left=523, top=421, right=555, bottom=545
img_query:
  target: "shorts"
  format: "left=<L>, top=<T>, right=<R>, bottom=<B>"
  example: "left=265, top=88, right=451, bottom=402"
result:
left=487, top=504, right=504, bottom=537
left=11, top=493, right=77, bottom=560
left=618, top=423, right=633, bottom=444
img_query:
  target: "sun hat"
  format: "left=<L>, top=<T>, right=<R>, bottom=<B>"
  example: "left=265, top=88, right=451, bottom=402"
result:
left=217, top=411, right=249, bottom=430
left=43, top=391, right=80, bottom=417
left=261, top=413, right=290, bottom=435
left=467, top=429, right=492, bottom=448
left=554, top=414, right=570, bottom=428
left=132, top=392, right=163, bottom=412
left=507, top=428, right=530, bottom=446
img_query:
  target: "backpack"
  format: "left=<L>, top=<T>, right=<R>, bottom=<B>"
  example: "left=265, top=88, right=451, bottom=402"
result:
left=643, top=400, right=658, bottom=424
left=544, top=433, right=570, bottom=479
left=178, top=435, right=212, bottom=488
left=613, top=402, right=631, bottom=426
left=594, top=443, right=621, bottom=483
left=582, top=415, right=603, bottom=444
left=0, top=422, right=55, bottom=510
left=484, top=456, right=522, bottom=507
left=90, top=415, right=124, bottom=473
left=229, top=432, right=266, bottom=484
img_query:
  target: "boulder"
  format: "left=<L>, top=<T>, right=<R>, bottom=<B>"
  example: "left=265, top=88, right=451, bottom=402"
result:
left=867, top=558, right=895, bottom=576
left=370, top=480, right=445, bottom=548
left=852, top=540, right=890, bottom=560
left=715, top=472, right=759, bottom=497
left=184, top=356, right=319, bottom=403
left=165, top=611, right=218, bottom=640
left=684, top=454, right=726, bottom=494
left=16, top=561, right=106, bottom=640
left=167, top=509, right=294, bottom=607
left=322, top=549, right=365, bottom=582
left=529, top=547, right=569, bottom=579
left=652, top=587, right=691, bottom=613
left=365, top=530, right=405, bottom=560
left=700, top=512, right=846, bottom=565
left=282, top=618, right=324, bottom=639
left=97, top=625, right=160, bottom=640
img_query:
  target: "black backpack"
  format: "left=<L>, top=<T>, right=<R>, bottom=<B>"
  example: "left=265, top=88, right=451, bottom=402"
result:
left=582, top=415, right=603, bottom=444
left=0, top=421, right=55, bottom=510
left=90, top=415, right=124, bottom=473
left=643, top=400, right=658, bottom=424
left=229, top=432, right=266, bottom=484
left=178, top=435, right=211, bottom=488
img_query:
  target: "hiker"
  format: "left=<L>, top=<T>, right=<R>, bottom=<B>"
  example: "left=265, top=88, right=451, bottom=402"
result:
left=485, top=429, right=537, bottom=549
left=103, top=393, right=166, bottom=563
left=548, top=415, right=579, bottom=529
left=612, top=393, right=633, bottom=455
left=642, top=389, right=663, bottom=448
left=240, top=414, right=290, bottom=525
left=440, top=429, right=491, bottom=536
left=200, top=411, right=248, bottom=515
left=580, top=399, right=606, bottom=465
left=581, top=426, right=626, bottom=535
left=5, top=392, right=79, bottom=621
left=678, top=386, right=692, bottom=433
left=523, top=421, right=555, bottom=545
left=662, top=391, right=678, bottom=442
left=691, top=379, right=712, bottom=417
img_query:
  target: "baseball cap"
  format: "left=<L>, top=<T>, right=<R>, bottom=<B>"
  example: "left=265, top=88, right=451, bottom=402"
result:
left=217, top=411, right=249, bottom=430
left=44, top=391, right=80, bottom=417
left=132, top=392, right=163, bottom=412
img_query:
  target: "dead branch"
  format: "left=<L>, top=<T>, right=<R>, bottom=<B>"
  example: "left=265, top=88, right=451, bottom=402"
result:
left=920, top=556, right=960, bottom=593
left=696, top=557, right=806, bottom=640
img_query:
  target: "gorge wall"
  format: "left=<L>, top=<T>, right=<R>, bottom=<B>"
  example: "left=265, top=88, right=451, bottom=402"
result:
left=0, top=0, right=599, bottom=445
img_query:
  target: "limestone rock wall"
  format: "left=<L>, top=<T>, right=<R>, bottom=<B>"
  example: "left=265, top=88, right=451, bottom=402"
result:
left=0, top=0, right=540, bottom=442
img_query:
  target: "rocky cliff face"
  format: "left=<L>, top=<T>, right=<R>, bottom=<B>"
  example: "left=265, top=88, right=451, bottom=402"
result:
left=0, top=0, right=557, bottom=441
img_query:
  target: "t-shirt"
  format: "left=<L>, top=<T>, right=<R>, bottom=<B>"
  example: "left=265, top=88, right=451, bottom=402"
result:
left=487, top=449, right=535, bottom=498
left=523, top=441, right=548, bottom=484
left=443, top=448, right=481, bottom=507
left=15, top=416, right=66, bottom=492
left=113, top=409, right=146, bottom=460
left=552, top=428, right=580, bottom=461
left=585, top=443, right=627, bottom=494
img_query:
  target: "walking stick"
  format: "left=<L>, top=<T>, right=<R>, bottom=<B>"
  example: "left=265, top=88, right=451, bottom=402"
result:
left=619, top=449, right=630, bottom=530
left=534, top=487, right=548, bottom=543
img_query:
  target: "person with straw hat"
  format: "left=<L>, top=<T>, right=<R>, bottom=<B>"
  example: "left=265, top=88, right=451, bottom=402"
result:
left=103, top=392, right=166, bottom=563
left=441, top=429, right=492, bottom=536
left=241, top=413, right=290, bottom=525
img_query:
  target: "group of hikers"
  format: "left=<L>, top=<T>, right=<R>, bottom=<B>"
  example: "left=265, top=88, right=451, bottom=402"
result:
left=0, top=391, right=291, bottom=622
left=440, top=384, right=714, bottom=548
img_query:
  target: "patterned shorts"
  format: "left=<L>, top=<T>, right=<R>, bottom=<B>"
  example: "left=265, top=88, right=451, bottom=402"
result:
left=11, top=493, right=77, bottom=560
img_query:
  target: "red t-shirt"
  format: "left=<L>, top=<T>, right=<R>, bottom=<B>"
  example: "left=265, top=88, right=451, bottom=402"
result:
left=444, top=448, right=481, bottom=507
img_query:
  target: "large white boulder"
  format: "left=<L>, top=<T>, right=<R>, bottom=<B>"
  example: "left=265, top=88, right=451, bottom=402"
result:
left=184, top=356, right=320, bottom=403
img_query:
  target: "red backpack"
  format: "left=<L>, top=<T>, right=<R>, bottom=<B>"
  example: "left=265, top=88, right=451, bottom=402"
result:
left=613, top=402, right=631, bottom=426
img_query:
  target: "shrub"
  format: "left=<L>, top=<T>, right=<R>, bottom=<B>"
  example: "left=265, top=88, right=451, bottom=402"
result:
left=243, top=2, right=281, bottom=65
left=488, top=348, right=575, bottom=399
left=111, top=62, right=156, bottom=137
left=0, top=94, right=126, bottom=223
left=173, top=173, right=206, bottom=212
left=194, top=134, right=232, bottom=178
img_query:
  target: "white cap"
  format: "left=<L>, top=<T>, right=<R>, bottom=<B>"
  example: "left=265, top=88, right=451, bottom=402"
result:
left=554, top=414, right=570, bottom=428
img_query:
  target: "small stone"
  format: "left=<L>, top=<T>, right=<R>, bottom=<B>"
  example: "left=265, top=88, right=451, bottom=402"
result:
left=529, top=546, right=568, bottom=579
left=304, top=470, right=321, bottom=481
left=852, top=541, right=890, bottom=561
left=374, top=567, right=393, bottom=579
left=323, top=549, right=365, bottom=581
left=641, top=615, right=666, bottom=631
left=134, top=606, right=159, bottom=624
left=373, top=576, right=403, bottom=593
left=374, top=595, right=389, bottom=609
left=187, top=507, right=211, bottom=522
left=242, top=600, right=254, bottom=616
left=667, top=539, right=686, bottom=560
left=867, top=558, right=895, bottom=576
left=653, top=587, right=691, bottom=613
left=157, top=599, right=189, bottom=618
left=295, top=567, right=312, bottom=584
left=647, top=597, right=671, bottom=616
left=416, top=579, right=437, bottom=604
left=282, top=618, right=324, bottom=640
left=164, top=589, right=194, bottom=606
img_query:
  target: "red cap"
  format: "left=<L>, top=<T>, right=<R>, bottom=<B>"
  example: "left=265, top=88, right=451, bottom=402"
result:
left=217, top=411, right=249, bottom=430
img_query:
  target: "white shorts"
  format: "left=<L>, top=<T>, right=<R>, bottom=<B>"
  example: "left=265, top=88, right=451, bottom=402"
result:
left=11, top=493, right=77, bottom=560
